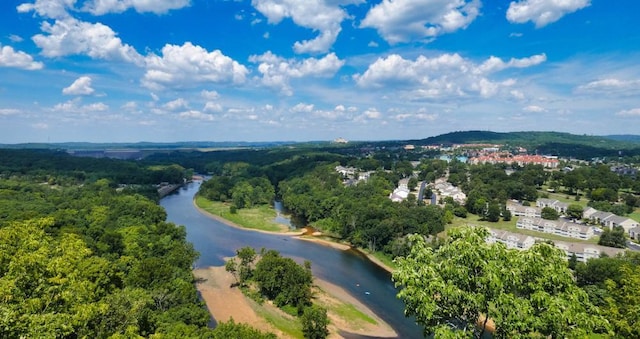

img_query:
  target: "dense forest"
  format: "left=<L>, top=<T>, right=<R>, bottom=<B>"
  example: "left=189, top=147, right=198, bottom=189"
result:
left=2, top=131, right=640, bottom=337
left=0, top=153, right=275, bottom=338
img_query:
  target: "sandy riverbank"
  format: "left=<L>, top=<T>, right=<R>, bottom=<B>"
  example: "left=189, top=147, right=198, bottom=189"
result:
left=194, top=265, right=397, bottom=338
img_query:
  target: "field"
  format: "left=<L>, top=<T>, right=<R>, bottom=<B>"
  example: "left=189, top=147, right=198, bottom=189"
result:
left=194, top=196, right=290, bottom=232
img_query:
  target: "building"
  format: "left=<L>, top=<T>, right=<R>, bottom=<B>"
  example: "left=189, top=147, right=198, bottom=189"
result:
left=506, top=202, right=542, bottom=218
left=554, top=241, right=625, bottom=263
left=487, top=229, right=535, bottom=250
left=582, top=207, right=640, bottom=233
left=536, top=199, right=570, bottom=214
left=486, top=229, right=625, bottom=263
left=431, top=178, right=466, bottom=204
left=516, top=217, right=595, bottom=240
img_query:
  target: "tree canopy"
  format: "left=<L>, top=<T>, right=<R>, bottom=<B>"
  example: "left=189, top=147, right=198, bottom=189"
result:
left=392, top=227, right=610, bottom=338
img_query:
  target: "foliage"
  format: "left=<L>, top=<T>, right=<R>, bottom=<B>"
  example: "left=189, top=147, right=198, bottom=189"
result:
left=598, top=226, right=627, bottom=248
left=211, top=319, right=277, bottom=339
left=541, top=207, right=560, bottom=220
left=392, top=227, right=610, bottom=338
left=252, top=250, right=313, bottom=311
left=300, top=305, right=329, bottom=339
left=566, top=204, right=584, bottom=219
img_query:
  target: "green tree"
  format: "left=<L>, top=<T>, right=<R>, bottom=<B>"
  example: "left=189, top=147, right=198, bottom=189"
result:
left=392, top=227, right=610, bottom=338
left=236, top=247, right=256, bottom=284
left=566, top=204, right=584, bottom=220
left=598, top=226, right=627, bottom=249
left=541, top=206, right=560, bottom=220
left=301, top=305, right=329, bottom=339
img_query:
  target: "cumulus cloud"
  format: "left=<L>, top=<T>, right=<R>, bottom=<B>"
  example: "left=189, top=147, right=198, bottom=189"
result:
left=9, top=35, right=24, bottom=43
left=576, top=78, right=640, bottom=95
left=63, top=76, right=95, bottom=95
left=32, top=18, right=144, bottom=65
left=291, top=103, right=314, bottom=113
left=201, top=90, right=220, bottom=100
left=354, top=53, right=545, bottom=100
left=17, top=0, right=76, bottom=19
left=0, top=45, right=44, bottom=70
left=82, top=0, right=190, bottom=15
left=476, top=54, right=546, bottom=73
left=523, top=105, right=546, bottom=112
left=251, top=0, right=348, bottom=53
left=179, top=110, right=215, bottom=121
left=506, top=0, right=591, bottom=28
left=616, top=108, right=640, bottom=117
left=0, top=108, right=22, bottom=116
left=17, top=0, right=189, bottom=17
left=360, top=0, right=481, bottom=44
left=203, top=102, right=222, bottom=112
left=53, top=97, right=108, bottom=113
left=249, top=51, right=344, bottom=95
left=163, top=98, right=189, bottom=111
left=143, top=42, right=248, bottom=90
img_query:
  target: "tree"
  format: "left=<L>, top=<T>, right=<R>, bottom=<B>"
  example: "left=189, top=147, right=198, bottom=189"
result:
left=566, top=204, right=584, bottom=220
left=541, top=206, right=560, bottom=220
left=225, top=259, right=239, bottom=286
left=392, top=227, right=610, bottom=338
left=301, top=305, right=329, bottom=339
left=236, top=247, right=256, bottom=284
left=598, top=226, right=627, bottom=249
left=485, top=202, right=501, bottom=222
left=502, top=208, right=511, bottom=222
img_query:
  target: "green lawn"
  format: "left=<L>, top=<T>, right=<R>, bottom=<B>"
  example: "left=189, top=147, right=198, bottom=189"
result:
left=194, top=196, right=289, bottom=232
left=629, top=209, right=640, bottom=223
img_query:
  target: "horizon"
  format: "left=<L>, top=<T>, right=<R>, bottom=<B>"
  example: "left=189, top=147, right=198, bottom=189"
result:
left=1, top=1, right=640, bottom=143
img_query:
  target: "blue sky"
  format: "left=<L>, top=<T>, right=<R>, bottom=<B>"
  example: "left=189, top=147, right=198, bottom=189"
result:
left=1, top=0, right=639, bottom=143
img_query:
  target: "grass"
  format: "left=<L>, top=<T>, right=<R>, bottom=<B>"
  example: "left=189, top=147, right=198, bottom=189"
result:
left=329, top=303, right=377, bottom=325
left=250, top=300, right=304, bottom=338
left=195, top=196, right=288, bottom=232
left=629, top=209, right=640, bottom=223
left=368, top=251, right=398, bottom=271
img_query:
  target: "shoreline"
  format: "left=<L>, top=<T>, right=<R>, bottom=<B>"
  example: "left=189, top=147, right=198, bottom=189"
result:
left=193, top=196, right=396, bottom=274
left=194, top=265, right=398, bottom=338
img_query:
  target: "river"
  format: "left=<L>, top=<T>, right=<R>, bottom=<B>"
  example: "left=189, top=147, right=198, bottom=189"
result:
left=160, top=180, right=424, bottom=338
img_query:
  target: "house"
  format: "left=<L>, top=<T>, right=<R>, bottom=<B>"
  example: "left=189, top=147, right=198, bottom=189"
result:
left=485, top=229, right=625, bottom=263
left=389, top=178, right=413, bottom=202
left=487, top=229, right=536, bottom=250
left=582, top=207, right=639, bottom=233
left=432, top=178, right=466, bottom=204
left=506, top=202, right=542, bottom=218
left=629, top=226, right=640, bottom=241
left=554, top=241, right=625, bottom=263
left=536, top=199, right=569, bottom=214
left=516, top=217, right=595, bottom=240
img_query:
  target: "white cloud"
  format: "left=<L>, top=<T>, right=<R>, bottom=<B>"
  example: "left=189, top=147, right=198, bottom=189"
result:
left=201, top=90, right=220, bottom=100
left=121, top=101, right=137, bottom=110
left=32, top=18, right=144, bottom=65
left=616, top=108, right=640, bottom=117
left=32, top=122, right=49, bottom=129
left=163, top=98, right=189, bottom=111
left=9, top=35, right=24, bottom=42
left=203, top=102, right=223, bottom=112
left=576, top=78, right=640, bottom=95
left=523, top=105, right=546, bottom=112
left=249, top=51, right=344, bottom=95
left=291, top=103, right=314, bottom=113
left=354, top=53, right=545, bottom=100
left=63, top=76, right=95, bottom=95
left=476, top=54, right=546, bottom=73
left=368, top=41, right=379, bottom=48
left=0, top=45, right=44, bottom=70
left=179, top=110, right=215, bottom=121
left=17, top=0, right=76, bottom=19
left=506, top=0, right=591, bottom=28
left=360, top=0, right=481, bottom=44
left=251, top=0, right=347, bottom=53
left=52, top=97, right=109, bottom=113
left=0, top=108, right=21, bottom=116
left=143, top=42, right=248, bottom=90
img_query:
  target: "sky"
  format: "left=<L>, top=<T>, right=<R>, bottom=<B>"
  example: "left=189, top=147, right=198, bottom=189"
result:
left=1, top=0, right=639, bottom=143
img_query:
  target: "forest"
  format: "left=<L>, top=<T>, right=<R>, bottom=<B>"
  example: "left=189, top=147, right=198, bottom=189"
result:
left=2, top=137, right=640, bottom=337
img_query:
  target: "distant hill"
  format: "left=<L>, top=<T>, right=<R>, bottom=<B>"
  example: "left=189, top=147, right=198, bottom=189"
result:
left=605, top=135, right=640, bottom=143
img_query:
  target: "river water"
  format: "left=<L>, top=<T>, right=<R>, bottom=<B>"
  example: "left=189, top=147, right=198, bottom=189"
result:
left=160, top=180, right=424, bottom=338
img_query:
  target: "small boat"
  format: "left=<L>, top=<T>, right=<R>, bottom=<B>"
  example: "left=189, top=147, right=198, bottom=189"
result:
left=365, top=291, right=370, bottom=295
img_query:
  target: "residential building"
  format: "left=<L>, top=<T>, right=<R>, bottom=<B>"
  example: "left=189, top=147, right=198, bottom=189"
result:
left=506, top=202, right=542, bottom=218
left=431, top=178, right=466, bottom=204
left=516, top=217, right=595, bottom=240
left=536, top=198, right=569, bottom=214
left=486, top=229, right=625, bottom=263
left=582, top=207, right=639, bottom=233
